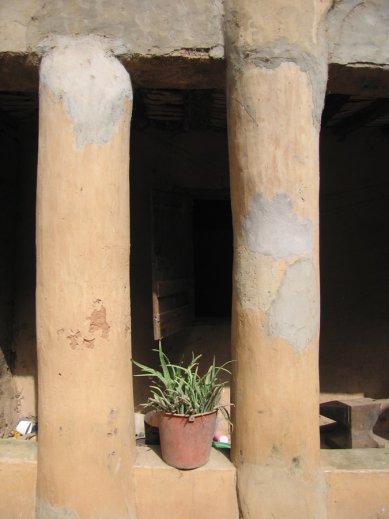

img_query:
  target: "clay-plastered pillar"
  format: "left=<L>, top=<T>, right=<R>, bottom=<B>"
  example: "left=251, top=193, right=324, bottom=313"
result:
left=225, top=1, right=331, bottom=518
left=36, top=36, right=136, bottom=519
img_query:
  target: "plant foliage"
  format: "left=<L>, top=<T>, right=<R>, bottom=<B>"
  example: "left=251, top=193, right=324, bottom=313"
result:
left=132, top=341, right=232, bottom=420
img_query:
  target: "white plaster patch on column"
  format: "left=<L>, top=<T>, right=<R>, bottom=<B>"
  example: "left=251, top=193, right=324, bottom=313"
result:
left=40, top=35, right=132, bottom=148
left=243, top=193, right=313, bottom=259
left=36, top=500, right=81, bottom=519
left=267, top=259, right=319, bottom=353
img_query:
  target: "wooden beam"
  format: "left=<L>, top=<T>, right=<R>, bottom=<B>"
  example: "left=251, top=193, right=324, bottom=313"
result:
left=332, top=98, right=389, bottom=135
left=328, top=64, right=389, bottom=98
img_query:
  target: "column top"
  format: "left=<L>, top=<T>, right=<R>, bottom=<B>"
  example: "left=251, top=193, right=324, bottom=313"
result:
left=40, top=35, right=132, bottom=148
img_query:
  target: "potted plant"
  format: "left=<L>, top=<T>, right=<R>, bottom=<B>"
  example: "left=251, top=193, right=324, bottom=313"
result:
left=133, top=341, right=231, bottom=469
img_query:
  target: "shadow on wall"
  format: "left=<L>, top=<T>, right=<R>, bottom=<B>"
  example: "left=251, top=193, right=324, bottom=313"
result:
left=129, top=124, right=231, bottom=410
left=0, top=113, right=38, bottom=436
left=319, top=127, right=389, bottom=398
left=0, top=113, right=19, bottom=435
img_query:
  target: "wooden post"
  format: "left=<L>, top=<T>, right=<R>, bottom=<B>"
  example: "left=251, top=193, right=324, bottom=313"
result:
left=36, top=36, right=136, bottom=519
left=225, top=1, right=331, bottom=517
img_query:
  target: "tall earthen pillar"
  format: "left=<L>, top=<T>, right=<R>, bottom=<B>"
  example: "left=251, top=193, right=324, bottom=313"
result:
left=225, top=2, right=331, bottom=518
left=36, top=36, right=136, bottom=519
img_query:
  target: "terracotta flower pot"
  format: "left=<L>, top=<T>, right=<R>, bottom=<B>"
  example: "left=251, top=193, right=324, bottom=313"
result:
left=158, top=410, right=217, bottom=469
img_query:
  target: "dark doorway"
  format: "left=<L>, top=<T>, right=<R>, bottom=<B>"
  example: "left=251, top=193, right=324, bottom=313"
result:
left=319, top=93, right=389, bottom=399
left=193, top=199, right=232, bottom=318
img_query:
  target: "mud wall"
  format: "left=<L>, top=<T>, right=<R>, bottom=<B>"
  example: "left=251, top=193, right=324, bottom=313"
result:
left=320, top=126, right=389, bottom=398
left=0, top=0, right=224, bottom=57
left=2, top=1, right=389, bottom=70
left=327, top=0, right=389, bottom=66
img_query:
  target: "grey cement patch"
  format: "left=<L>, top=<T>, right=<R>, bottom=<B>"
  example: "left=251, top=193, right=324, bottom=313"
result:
left=267, top=259, right=319, bottom=352
left=209, top=44, right=224, bottom=59
left=243, top=193, right=313, bottom=259
left=26, top=0, right=224, bottom=57
left=328, top=0, right=389, bottom=65
left=36, top=501, right=81, bottom=519
left=40, top=35, right=132, bottom=148
left=247, top=44, right=327, bottom=128
left=225, top=36, right=328, bottom=127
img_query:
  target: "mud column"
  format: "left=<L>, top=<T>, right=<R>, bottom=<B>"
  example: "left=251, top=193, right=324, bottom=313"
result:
left=36, top=36, right=136, bottom=519
left=225, top=2, right=330, bottom=518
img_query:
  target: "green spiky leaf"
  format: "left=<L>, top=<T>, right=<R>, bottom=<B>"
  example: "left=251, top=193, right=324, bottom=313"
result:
left=132, top=342, right=233, bottom=421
